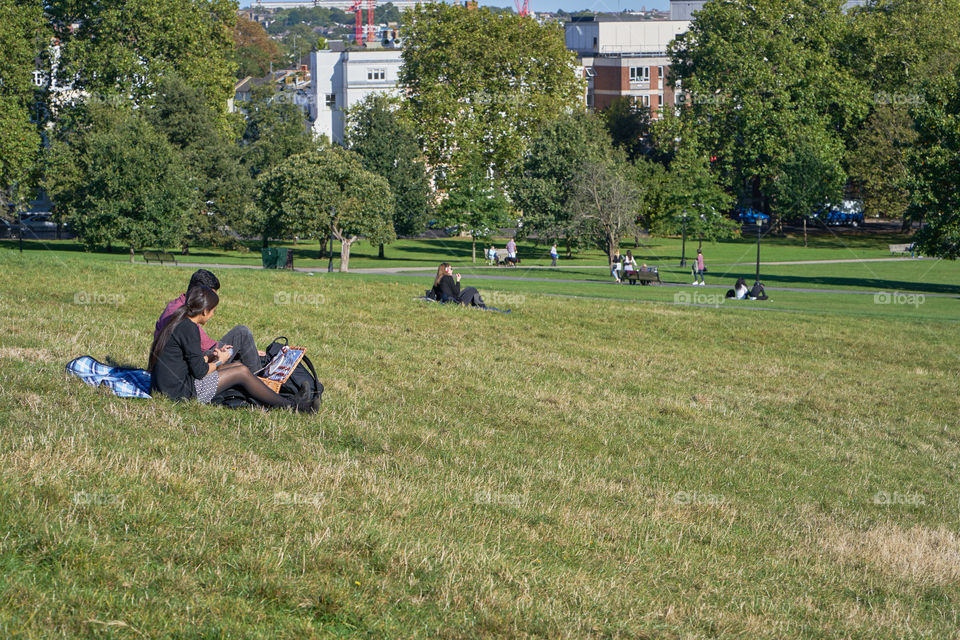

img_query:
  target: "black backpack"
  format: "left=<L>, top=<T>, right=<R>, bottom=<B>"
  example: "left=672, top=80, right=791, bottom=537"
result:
left=212, top=336, right=324, bottom=409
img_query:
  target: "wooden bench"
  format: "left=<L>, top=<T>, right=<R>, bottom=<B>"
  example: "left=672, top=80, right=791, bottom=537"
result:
left=622, top=269, right=661, bottom=285
left=888, top=243, right=915, bottom=256
left=143, top=250, right=178, bottom=265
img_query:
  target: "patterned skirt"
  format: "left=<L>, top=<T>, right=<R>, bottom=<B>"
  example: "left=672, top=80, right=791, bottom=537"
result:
left=194, top=370, right=220, bottom=404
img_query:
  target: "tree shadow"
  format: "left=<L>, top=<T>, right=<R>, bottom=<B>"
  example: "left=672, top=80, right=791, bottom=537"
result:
left=700, top=270, right=960, bottom=296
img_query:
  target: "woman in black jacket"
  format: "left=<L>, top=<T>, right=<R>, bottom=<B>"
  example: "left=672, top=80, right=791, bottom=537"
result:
left=432, top=263, right=485, bottom=307
left=148, top=287, right=312, bottom=411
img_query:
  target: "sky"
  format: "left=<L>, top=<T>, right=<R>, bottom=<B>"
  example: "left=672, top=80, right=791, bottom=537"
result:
left=240, top=0, right=672, bottom=15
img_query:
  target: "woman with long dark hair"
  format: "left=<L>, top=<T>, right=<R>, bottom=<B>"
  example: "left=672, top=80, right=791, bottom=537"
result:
left=149, top=287, right=313, bottom=411
left=432, top=263, right=485, bottom=307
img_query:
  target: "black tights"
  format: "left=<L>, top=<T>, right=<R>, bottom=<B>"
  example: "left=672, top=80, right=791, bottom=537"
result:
left=216, top=363, right=293, bottom=408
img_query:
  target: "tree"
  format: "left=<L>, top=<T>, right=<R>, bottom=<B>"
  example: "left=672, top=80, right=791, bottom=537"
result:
left=256, top=147, right=395, bottom=272
left=908, top=71, right=960, bottom=259
left=646, top=138, right=737, bottom=240
left=400, top=3, right=583, bottom=190
left=439, top=159, right=512, bottom=263
left=0, top=0, right=45, bottom=211
left=45, top=105, right=193, bottom=261
left=510, top=111, right=611, bottom=255
left=346, top=94, right=432, bottom=250
left=844, top=0, right=960, bottom=229
left=568, top=152, right=642, bottom=264
left=148, top=75, right=255, bottom=250
left=241, top=85, right=318, bottom=182
left=846, top=104, right=917, bottom=225
left=233, top=14, right=283, bottom=79
left=602, top=97, right=654, bottom=161
left=46, top=0, right=238, bottom=122
left=669, top=0, right=868, bottom=225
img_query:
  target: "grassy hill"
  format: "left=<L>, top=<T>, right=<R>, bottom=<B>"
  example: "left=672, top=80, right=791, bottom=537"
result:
left=1, top=250, right=959, bottom=638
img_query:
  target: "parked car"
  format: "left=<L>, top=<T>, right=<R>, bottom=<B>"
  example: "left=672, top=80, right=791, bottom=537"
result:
left=19, top=213, right=58, bottom=230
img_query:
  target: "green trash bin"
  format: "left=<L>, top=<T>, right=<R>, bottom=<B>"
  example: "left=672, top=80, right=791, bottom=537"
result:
left=261, top=247, right=284, bottom=269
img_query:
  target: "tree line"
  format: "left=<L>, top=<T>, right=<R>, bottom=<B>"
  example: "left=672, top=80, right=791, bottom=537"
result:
left=2, top=0, right=959, bottom=265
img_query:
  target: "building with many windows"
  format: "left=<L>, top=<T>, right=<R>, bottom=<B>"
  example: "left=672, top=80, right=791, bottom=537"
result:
left=309, top=44, right=403, bottom=143
left=565, top=16, right=690, bottom=115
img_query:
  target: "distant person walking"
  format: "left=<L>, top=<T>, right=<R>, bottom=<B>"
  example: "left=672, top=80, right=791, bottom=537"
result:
left=693, top=248, right=706, bottom=286
left=550, top=243, right=559, bottom=267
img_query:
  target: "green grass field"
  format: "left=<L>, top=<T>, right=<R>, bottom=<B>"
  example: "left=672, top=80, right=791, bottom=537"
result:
left=1, top=243, right=959, bottom=638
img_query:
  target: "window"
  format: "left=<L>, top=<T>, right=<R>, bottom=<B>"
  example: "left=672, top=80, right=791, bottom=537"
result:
left=367, top=68, right=386, bottom=81
left=593, top=36, right=598, bottom=48
left=657, top=66, right=664, bottom=87
left=325, top=93, right=336, bottom=108
left=629, top=66, right=649, bottom=83
left=641, top=94, right=650, bottom=107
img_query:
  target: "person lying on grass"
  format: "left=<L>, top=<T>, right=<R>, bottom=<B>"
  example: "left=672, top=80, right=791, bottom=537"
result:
left=155, top=269, right=265, bottom=375
left=432, top=262, right=486, bottom=307
left=148, top=286, right=315, bottom=412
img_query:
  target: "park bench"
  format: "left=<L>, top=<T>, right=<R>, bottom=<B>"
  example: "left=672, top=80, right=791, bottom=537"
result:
left=888, top=243, right=915, bottom=257
left=143, top=250, right=178, bottom=265
left=622, top=269, right=661, bottom=285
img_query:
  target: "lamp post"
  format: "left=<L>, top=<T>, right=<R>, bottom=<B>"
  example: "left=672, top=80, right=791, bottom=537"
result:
left=754, top=215, right=765, bottom=286
left=679, top=210, right=688, bottom=267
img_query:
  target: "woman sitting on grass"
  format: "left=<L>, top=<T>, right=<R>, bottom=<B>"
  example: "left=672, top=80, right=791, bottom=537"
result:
left=148, top=286, right=313, bottom=412
left=432, top=263, right=485, bottom=307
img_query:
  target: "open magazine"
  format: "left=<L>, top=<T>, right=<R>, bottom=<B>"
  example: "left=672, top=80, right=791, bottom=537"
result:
left=257, top=345, right=306, bottom=391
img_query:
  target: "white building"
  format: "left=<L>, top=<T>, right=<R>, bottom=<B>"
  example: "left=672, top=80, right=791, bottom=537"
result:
left=309, top=45, right=403, bottom=143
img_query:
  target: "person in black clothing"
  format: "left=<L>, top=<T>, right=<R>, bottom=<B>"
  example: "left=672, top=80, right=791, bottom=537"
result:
left=432, top=263, right=485, bottom=307
left=148, top=287, right=314, bottom=411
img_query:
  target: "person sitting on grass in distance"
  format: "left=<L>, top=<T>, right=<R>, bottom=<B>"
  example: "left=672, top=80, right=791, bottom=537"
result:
left=749, top=281, right=769, bottom=301
left=155, top=269, right=265, bottom=375
left=735, top=277, right=749, bottom=299
left=149, top=287, right=315, bottom=412
left=432, top=262, right=485, bottom=307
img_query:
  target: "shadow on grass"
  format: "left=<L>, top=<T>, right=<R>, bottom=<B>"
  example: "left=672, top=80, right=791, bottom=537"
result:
left=671, top=269, right=960, bottom=296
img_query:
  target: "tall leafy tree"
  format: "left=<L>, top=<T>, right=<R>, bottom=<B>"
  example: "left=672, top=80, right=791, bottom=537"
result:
left=647, top=139, right=737, bottom=240
left=568, top=151, right=642, bottom=264
left=439, top=158, right=512, bottom=263
left=233, top=14, right=283, bottom=79
left=510, top=111, right=611, bottom=254
left=908, top=70, right=960, bottom=259
left=46, top=0, right=237, bottom=121
left=148, top=75, right=254, bottom=250
left=602, top=97, right=654, bottom=161
left=400, top=3, right=583, bottom=190
left=256, top=147, right=395, bottom=272
left=45, top=105, right=193, bottom=261
left=845, top=0, right=960, bottom=228
left=241, top=85, right=317, bottom=181
left=346, top=94, right=432, bottom=249
left=0, top=0, right=45, bottom=211
left=669, top=0, right=868, bottom=225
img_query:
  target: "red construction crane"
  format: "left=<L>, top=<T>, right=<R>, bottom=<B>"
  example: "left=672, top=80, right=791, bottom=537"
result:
left=515, top=0, right=530, bottom=17
left=351, top=0, right=362, bottom=44
left=367, top=0, right=375, bottom=44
